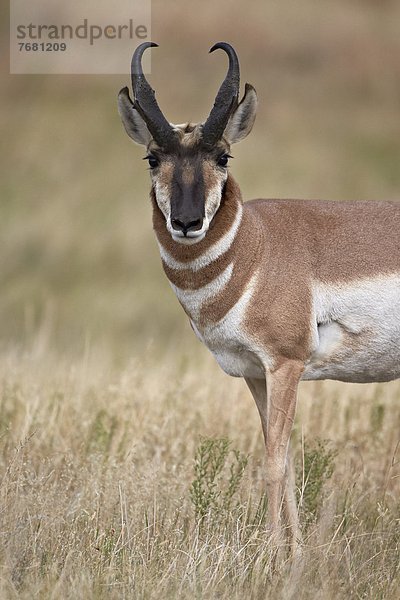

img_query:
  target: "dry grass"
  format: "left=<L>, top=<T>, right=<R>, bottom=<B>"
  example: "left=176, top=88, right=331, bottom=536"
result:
left=1, top=0, right=400, bottom=597
left=0, top=349, right=399, bottom=598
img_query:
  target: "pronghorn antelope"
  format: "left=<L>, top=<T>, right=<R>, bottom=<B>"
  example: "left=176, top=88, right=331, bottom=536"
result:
left=118, top=42, right=400, bottom=548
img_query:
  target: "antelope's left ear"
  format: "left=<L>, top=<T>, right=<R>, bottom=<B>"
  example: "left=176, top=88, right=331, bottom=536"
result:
left=118, top=86, right=152, bottom=146
left=224, top=84, right=258, bottom=144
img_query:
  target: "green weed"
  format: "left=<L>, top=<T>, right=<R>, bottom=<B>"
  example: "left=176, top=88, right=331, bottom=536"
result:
left=189, top=436, right=248, bottom=524
left=296, top=438, right=337, bottom=527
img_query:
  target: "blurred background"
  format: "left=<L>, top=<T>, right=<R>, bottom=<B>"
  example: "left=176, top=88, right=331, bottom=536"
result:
left=1, top=0, right=400, bottom=366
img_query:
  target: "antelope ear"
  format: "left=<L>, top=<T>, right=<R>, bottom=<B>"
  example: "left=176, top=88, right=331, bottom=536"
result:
left=224, top=83, right=257, bottom=144
left=118, top=87, right=152, bottom=146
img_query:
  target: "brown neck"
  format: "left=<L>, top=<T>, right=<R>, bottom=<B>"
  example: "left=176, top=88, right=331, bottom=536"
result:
left=152, top=174, right=266, bottom=326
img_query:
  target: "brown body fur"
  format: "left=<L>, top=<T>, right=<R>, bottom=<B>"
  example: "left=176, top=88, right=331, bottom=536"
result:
left=155, top=174, right=400, bottom=361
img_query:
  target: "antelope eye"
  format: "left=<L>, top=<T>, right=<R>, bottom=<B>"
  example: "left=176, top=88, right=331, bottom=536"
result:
left=217, top=154, right=230, bottom=167
left=147, top=155, right=159, bottom=169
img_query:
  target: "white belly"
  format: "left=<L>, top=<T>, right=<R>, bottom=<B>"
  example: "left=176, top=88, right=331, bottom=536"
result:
left=303, top=276, right=400, bottom=383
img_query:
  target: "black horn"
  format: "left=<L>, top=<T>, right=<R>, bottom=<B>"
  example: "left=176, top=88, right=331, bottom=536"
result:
left=131, top=42, right=177, bottom=149
left=201, top=42, right=240, bottom=148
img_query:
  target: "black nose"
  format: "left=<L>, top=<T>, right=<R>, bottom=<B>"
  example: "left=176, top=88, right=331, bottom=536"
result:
left=171, top=217, right=203, bottom=236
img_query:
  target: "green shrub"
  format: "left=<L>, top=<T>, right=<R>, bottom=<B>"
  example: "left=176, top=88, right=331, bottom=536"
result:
left=189, top=436, right=248, bottom=524
left=296, top=438, right=337, bottom=527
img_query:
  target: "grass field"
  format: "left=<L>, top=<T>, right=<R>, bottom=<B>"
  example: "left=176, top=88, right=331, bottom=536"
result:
left=1, top=0, right=400, bottom=597
left=1, top=353, right=400, bottom=598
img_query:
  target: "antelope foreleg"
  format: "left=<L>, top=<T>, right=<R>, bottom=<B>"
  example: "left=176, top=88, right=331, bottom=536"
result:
left=246, top=360, right=303, bottom=549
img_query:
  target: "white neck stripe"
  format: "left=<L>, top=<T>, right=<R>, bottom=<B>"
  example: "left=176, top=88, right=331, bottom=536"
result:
left=170, top=263, right=234, bottom=320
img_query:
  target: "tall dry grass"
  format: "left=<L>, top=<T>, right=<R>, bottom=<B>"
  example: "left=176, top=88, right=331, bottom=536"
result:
left=0, top=348, right=399, bottom=598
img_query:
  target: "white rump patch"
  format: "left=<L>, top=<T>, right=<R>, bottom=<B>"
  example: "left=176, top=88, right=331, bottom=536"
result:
left=305, top=274, right=400, bottom=382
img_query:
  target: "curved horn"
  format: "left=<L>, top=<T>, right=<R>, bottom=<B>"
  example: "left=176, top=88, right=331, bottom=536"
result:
left=131, top=42, right=176, bottom=149
left=201, top=42, right=240, bottom=148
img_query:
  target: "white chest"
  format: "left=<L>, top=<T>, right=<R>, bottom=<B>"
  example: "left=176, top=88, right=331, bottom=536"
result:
left=173, top=270, right=267, bottom=379
left=190, top=318, right=265, bottom=380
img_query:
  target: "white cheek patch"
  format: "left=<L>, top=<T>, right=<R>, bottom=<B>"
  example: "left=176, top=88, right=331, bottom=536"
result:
left=154, top=180, right=179, bottom=238
left=205, top=183, right=224, bottom=222
left=154, top=181, right=171, bottom=220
